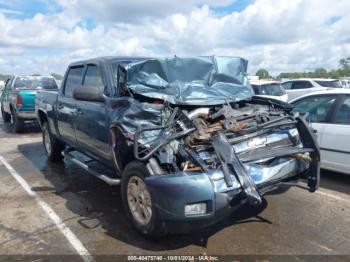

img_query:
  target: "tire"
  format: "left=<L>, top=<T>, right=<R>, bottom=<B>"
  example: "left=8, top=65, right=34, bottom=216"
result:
left=1, top=104, right=11, bottom=122
left=42, top=122, right=65, bottom=162
left=11, top=109, right=24, bottom=133
left=121, top=161, right=166, bottom=238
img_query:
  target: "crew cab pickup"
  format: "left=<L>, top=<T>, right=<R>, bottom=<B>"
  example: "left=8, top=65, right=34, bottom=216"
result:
left=36, top=56, right=320, bottom=237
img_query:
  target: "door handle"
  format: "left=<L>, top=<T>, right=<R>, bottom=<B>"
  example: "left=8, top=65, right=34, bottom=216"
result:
left=58, top=104, right=64, bottom=110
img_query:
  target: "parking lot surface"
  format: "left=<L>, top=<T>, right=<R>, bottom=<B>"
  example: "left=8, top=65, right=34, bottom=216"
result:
left=0, top=119, right=350, bottom=260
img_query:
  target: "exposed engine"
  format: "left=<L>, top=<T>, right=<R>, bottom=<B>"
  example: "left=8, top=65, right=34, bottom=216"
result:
left=131, top=99, right=318, bottom=206
left=135, top=102, right=304, bottom=168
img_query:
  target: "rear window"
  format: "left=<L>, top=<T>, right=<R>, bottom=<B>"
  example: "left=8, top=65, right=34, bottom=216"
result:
left=14, top=76, right=58, bottom=90
left=315, top=80, right=342, bottom=88
left=258, top=84, right=285, bottom=96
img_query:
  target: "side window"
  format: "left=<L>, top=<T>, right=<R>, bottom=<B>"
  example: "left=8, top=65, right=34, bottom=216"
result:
left=291, top=81, right=312, bottom=89
left=282, top=82, right=292, bottom=90
left=83, top=65, right=104, bottom=93
left=64, top=67, right=83, bottom=97
left=292, top=95, right=337, bottom=123
left=333, top=96, right=350, bottom=125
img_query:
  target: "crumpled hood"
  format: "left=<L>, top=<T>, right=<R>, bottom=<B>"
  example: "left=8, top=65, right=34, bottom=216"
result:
left=121, top=56, right=254, bottom=105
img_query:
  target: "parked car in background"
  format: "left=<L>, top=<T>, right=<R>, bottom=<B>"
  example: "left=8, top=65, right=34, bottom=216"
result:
left=1, top=75, right=58, bottom=132
left=340, top=79, right=350, bottom=88
left=282, top=78, right=341, bottom=101
left=250, top=80, right=288, bottom=102
left=36, top=56, right=320, bottom=237
left=291, top=89, right=350, bottom=175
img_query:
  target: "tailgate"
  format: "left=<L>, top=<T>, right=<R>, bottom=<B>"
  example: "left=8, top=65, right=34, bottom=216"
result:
left=18, top=90, right=37, bottom=111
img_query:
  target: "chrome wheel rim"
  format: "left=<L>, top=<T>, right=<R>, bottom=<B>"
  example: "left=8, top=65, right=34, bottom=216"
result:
left=127, top=176, right=152, bottom=225
left=44, top=128, right=51, bottom=155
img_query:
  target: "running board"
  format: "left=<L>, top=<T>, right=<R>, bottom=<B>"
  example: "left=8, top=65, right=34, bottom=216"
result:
left=62, top=149, right=120, bottom=186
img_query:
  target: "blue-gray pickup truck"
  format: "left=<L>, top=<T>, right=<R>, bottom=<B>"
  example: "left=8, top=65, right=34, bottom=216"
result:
left=36, top=56, right=320, bottom=237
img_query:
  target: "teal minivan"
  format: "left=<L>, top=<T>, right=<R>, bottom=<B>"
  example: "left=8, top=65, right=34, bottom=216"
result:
left=0, top=76, right=58, bottom=132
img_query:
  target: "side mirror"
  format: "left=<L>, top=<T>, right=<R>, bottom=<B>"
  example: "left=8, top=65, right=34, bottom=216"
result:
left=73, top=86, right=104, bottom=102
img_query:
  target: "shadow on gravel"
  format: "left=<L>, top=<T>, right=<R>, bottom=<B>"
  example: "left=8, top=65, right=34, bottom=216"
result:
left=18, top=142, right=269, bottom=251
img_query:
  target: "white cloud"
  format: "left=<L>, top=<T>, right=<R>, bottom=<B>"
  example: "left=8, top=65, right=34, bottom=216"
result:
left=0, top=0, right=350, bottom=76
left=69, top=0, right=235, bottom=23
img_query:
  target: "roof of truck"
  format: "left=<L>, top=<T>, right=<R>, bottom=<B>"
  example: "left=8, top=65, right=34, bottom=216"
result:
left=69, top=56, right=151, bottom=67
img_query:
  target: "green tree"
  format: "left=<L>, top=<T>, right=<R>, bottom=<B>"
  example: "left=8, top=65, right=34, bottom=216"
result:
left=339, top=57, right=350, bottom=70
left=255, top=68, right=270, bottom=79
left=314, top=68, right=327, bottom=78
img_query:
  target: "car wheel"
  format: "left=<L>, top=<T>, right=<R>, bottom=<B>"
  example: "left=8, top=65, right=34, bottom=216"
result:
left=11, top=109, right=24, bottom=133
left=121, top=161, right=166, bottom=238
left=1, top=104, right=11, bottom=122
left=42, top=122, right=65, bottom=162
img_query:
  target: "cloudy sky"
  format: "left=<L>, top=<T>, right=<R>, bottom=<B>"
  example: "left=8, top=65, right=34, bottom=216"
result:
left=0, top=0, right=349, bottom=76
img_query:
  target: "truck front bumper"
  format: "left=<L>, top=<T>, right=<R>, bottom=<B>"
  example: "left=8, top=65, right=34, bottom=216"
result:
left=145, top=156, right=318, bottom=233
left=144, top=117, right=320, bottom=233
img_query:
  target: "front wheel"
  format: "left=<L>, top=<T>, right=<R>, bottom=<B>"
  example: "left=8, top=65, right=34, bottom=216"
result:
left=121, top=161, right=166, bottom=238
left=1, top=105, right=11, bottom=122
left=42, top=122, right=65, bottom=162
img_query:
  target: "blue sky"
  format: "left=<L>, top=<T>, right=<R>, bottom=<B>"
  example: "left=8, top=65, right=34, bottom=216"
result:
left=0, top=0, right=62, bottom=19
left=0, top=0, right=349, bottom=76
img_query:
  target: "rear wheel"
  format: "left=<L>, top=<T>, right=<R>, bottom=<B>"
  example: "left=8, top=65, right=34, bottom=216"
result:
left=121, top=161, right=166, bottom=238
left=1, top=104, right=11, bottom=122
left=42, top=122, right=65, bottom=162
left=11, top=109, right=24, bottom=133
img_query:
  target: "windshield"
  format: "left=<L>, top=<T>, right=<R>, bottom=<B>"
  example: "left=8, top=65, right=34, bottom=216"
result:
left=253, top=83, right=285, bottom=96
left=315, top=80, right=342, bottom=88
left=14, top=76, right=58, bottom=90
left=118, top=56, right=254, bottom=105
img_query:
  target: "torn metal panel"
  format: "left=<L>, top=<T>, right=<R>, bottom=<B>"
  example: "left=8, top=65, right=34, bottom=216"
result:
left=121, top=56, right=254, bottom=105
left=212, top=132, right=262, bottom=206
left=107, top=97, right=162, bottom=135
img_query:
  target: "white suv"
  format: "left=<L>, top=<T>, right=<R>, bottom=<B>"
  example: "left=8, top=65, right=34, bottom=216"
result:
left=282, top=78, right=341, bottom=101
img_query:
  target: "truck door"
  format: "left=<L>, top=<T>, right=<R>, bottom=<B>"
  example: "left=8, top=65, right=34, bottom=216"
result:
left=74, top=64, right=110, bottom=164
left=57, top=66, right=84, bottom=146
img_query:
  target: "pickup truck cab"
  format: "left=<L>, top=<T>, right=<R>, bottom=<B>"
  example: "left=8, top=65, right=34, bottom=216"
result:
left=1, top=75, right=58, bottom=132
left=36, top=56, right=320, bottom=237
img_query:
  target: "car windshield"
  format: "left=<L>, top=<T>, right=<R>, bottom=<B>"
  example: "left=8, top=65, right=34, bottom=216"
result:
left=258, top=83, right=286, bottom=96
left=315, top=80, right=342, bottom=88
left=14, top=76, right=58, bottom=90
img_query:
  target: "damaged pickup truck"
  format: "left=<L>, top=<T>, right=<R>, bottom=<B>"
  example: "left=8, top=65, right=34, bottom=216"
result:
left=36, top=56, right=320, bottom=237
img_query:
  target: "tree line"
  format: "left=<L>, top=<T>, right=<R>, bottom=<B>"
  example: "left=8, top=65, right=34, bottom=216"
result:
left=256, top=57, right=350, bottom=79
